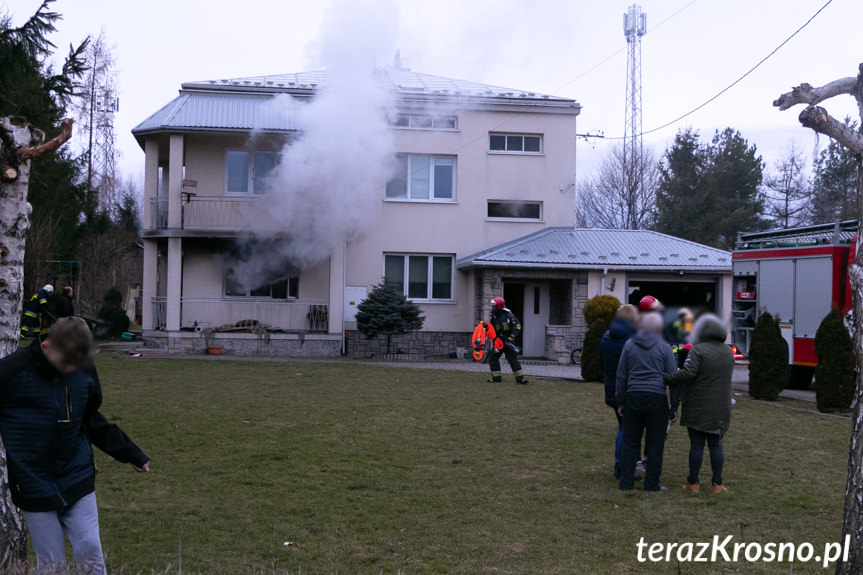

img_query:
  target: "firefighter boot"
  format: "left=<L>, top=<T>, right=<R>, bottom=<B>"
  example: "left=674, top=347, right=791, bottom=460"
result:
left=488, top=373, right=502, bottom=383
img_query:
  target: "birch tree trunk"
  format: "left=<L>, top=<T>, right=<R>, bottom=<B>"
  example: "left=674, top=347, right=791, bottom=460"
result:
left=0, top=116, right=73, bottom=568
left=775, top=64, right=863, bottom=575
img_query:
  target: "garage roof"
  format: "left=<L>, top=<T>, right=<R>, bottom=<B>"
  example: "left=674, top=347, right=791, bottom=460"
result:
left=457, top=228, right=732, bottom=272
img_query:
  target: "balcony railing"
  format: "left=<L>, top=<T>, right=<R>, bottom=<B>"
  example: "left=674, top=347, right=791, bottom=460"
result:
left=148, top=196, right=259, bottom=232
left=150, top=297, right=329, bottom=332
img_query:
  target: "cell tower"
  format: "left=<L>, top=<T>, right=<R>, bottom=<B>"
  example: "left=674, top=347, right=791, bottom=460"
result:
left=623, top=4, right=646, bottom=188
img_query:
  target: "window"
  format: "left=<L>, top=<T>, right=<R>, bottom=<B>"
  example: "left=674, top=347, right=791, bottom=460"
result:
left=386, top=155, right=455, bottom=201
left=384, top=254, right=453, bottom=301
left=489, top=133, right=542, bottom=154
left=226, top=150, right=276, bottom=194
left=224, top=265, right=299, bottom=299
left=388, top=114, right=458, bottom=130
left=487, top=200, right=543, bottom=221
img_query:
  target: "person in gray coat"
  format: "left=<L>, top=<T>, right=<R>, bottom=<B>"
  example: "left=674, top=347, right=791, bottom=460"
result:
left=666, top=314, right=734, bottom=494
left=615, top=312, right=679, bottom=492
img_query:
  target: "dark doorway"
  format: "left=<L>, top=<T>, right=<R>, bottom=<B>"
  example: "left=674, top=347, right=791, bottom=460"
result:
left=628, top=280, right=717, bottom=313
left=503, top=282, right=525, bottom=346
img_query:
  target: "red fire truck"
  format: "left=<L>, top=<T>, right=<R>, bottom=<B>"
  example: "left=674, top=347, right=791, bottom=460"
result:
left=732, top=221, right=857, bottom=389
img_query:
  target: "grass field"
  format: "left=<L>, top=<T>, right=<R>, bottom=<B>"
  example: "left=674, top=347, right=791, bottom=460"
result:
left=87, top=355, right=849, bottom=574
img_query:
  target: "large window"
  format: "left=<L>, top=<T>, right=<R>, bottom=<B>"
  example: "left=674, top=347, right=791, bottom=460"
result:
left=388, top=114, right=458, bottom=130
left=489, top=133, right=542, bottom=154
left=487, top=200, right=543, bottom=221
left=224, top=265, right=299, bottom=299
left=384, top=254, right=453, bottom=301
left=226, top=150, right=276, bottom=194
left=386, top=155, right=455, bottom=201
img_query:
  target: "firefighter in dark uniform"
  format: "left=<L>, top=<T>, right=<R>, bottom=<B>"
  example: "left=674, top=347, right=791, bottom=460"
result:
left=488, top=296, right=528, bottom=384
left=20, top=284, right=54, bottom=339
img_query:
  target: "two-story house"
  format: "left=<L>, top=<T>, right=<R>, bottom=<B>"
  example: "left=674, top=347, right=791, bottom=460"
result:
left=133, top=67, right=582, bottom=357
left=133, top=66, right=732, bottom=359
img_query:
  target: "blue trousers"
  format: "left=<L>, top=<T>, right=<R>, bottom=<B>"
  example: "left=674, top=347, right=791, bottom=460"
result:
left=687, top=427, right=724, bottom=486
left=22, top=492, right=106, bottom=575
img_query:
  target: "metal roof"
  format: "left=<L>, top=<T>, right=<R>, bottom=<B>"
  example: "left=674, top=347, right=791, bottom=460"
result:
left=735, top=220, right=857, bottom=250
left=133, top=67, right=579, bottom=145
left=457, top=228, right=732, bottom=271
left=133, top=93, right=301, bottom=136
left=182, top=68, right=575, bottom=102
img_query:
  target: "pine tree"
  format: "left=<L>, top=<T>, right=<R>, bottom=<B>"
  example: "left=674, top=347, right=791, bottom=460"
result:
left=355, top=282, right=425, bottom=354
left=814, top=310, right=855, bottom=413
left=656, top=128, right=767, bottom=249
left=748, top=312, right=787, bottom=401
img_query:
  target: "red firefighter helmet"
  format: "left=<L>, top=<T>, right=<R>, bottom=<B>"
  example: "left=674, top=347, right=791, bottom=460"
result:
left=490, top=297, right=506, bottom=310
left=638, top=295, right=664, bottom=312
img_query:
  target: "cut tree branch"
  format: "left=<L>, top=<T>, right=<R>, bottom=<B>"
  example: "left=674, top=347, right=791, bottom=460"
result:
left=773, top=77, right=858, bottom=110
left=798, top=106, right=863, bottom=156
left=15, top=118, right=73, bottom=162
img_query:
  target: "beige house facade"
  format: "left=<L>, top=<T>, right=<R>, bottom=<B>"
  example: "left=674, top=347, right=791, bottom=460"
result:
left=133, top=68, right=583, bottom=356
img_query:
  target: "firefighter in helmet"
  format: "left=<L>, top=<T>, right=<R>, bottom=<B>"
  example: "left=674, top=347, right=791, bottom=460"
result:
left=638, top=295, right=665, bottom=313
left=488, top=296, right=528, bottom=384
left=20, top=284, right=54, bottom=339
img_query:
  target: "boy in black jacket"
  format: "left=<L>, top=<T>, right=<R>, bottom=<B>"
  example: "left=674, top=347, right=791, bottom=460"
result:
left=0, top=316, right=149, bottom=574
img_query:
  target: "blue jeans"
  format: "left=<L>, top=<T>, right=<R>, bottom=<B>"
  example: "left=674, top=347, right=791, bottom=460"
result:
left=687, top=427, right=724, bottom=486
left=22, top=492, right=106, bottom=575
left=613, top=407, right=623, bottom=471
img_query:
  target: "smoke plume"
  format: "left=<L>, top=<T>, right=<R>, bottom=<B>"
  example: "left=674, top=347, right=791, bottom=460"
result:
left=228, top=0, right=398, bottom=290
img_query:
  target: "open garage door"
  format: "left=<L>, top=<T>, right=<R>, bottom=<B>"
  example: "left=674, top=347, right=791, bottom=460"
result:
left=628, top=280, right=717, bottom=313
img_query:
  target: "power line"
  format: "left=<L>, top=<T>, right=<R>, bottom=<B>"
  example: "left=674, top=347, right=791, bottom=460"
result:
left=450, top=0, right=700, bottom=154
left=605, top=0, right=834, bottom=140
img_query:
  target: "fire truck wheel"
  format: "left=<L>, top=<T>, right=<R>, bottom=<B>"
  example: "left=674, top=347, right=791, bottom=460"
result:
left=786, top=365, right=815, bottom=390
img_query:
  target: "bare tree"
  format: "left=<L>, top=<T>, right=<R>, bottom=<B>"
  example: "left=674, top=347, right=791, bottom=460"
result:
left=577, top=143, right=659, bottom=230
left=774, top=65, right=863, bottom=575
left=763, top=141, right=811, bottom=228
left=71, top=30, right=119, bottom=214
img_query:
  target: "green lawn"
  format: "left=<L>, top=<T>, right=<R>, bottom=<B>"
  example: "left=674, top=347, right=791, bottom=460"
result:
left=88, top=355, right=849, bottom=574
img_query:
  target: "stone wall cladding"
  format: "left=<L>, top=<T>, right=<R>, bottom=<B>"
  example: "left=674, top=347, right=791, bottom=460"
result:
left=144, top=331, right=342, bottom=357
left=346, top=330, right=472, bottom=358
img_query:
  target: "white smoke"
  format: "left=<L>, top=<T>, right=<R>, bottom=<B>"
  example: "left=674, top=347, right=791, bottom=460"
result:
left=227, top=0, right=398, bottom=290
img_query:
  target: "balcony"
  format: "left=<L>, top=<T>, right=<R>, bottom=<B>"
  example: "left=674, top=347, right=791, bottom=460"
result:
left=152, top=297, right=329, bottom=332
left=146, top=195, right=261, bottom=237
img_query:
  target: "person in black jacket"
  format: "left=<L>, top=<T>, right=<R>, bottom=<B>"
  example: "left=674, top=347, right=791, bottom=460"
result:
left=488, top=297, right=528, bottom=384
left=56, top=286, right=76, bottom=318
left=0, top=316, right=149, bottom=574
left=599, top=304, right=638, bottom=479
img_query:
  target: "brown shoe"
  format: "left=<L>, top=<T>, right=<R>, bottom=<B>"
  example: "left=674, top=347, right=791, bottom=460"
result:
left=683, top=482, right=700, bottom=494
left=712, top=483, right=728, bottom=494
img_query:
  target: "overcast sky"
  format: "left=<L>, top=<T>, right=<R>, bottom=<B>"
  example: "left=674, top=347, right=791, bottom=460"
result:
left=6, top=0, right=862, bottom=184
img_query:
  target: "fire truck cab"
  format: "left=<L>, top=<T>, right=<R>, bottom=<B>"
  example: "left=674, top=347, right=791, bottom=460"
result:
left=732, top=221, right=857, bottom=389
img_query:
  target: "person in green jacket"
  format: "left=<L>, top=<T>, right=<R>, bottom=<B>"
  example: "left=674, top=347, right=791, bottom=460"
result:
left=665, top=314, right=734, bottom=494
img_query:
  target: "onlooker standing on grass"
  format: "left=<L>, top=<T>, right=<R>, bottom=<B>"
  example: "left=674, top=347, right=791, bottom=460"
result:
left=665, top=314, right=734, bottom=494
left=0, top=317, right=150, bottom=574
left=600, top=304, right=639, bottom=480
left=615, top=312, right=678, bottom=492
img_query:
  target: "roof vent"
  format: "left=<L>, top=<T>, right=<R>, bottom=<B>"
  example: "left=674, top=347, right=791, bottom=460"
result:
left=599, top=255, right=607, bottom=260
left=641, top=253, right=649, bottom=257
left=550, top=249, right=559, bottom=255
left=629, top=256, right=637, bottom=261
left=520, top=249, right=529, bottom=254
left=581, top=251, right=590, bottom=256
left=689, top=257, right=698, bottom=262
left=568, top=254, right=578, bottom=258
left=670, top=253, right=679, bottom=258
left=611, top=252, right=620, bottom=257
left=700, top=254, right=708, bottom=258
left=506, top=252, right=515, bottom=257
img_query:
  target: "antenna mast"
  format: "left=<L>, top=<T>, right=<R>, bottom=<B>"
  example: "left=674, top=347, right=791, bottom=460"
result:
left=623, top=4, right=646, bottom=209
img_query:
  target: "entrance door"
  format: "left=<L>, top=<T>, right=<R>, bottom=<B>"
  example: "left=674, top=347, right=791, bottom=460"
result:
left=522, top=282, right=550, bottom=357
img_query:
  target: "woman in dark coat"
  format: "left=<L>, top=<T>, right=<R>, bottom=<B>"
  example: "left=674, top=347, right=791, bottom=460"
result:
left=666, top=314, right=734, bottom=494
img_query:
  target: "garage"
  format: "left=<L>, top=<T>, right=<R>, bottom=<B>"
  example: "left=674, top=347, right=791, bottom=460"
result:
left=628, top=279, right=718, bottom=313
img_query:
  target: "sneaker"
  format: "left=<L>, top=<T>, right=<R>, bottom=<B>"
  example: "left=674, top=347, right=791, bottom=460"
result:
left=635, top=460, right=646, bottom=473
left=683, top=482, right=700, bottom=494
left=711, top=483, right=728, bottom=494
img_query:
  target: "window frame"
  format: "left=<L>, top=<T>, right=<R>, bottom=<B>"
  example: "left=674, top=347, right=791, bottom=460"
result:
left=488, top=132, right=544, bottom=155
left=486, top=200, right=544, bottom=222
left=225, top=148, right=277, bottom=196
left=387, top=114, right=459, bottom=131
left=383, top=253, right=455, bottom=303
left=385, top=154, right=457, bottom=203
left=222, top=263, right=300, bottom=300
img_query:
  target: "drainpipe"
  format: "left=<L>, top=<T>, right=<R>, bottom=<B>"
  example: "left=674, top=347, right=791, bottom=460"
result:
left=600, top=267, right=608, bottom=295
